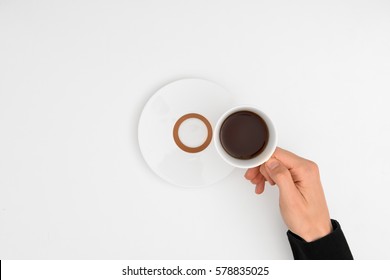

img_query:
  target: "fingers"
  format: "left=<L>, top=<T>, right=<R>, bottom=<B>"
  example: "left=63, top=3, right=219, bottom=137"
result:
left=245, top=165, right=275, bottom=185
left=260, top=164, right=275, bottom=185
left=265, top=158, right=298, bottom=198
left=251, top=172, right=264, bottom=185
left=251, top=172, right=265, bottom=194
left=244, top=167, right=259, bottom=180
left=272, top=147, right=307, bottom=170
left=245, top=168, right=265, bottom=195
left=255, top=181, right=265, bottom=194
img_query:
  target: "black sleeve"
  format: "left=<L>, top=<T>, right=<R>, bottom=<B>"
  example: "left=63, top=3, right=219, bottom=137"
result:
left=287, top=219, right=353, bottom=260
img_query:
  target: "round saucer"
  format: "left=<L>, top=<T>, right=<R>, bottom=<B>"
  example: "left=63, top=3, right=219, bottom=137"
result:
left=138, top=78, right=235, bottom=187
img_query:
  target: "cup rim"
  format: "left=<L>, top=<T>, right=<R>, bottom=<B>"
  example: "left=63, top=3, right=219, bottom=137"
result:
left=213, top=105, right=277, bottom=168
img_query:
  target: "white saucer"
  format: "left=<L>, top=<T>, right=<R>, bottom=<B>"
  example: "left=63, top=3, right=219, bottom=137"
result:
left=138, top=78, right=236, bottom=187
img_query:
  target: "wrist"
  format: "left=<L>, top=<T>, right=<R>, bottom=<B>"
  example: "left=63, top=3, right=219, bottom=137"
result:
left=299, top=220, right=333, bottom=242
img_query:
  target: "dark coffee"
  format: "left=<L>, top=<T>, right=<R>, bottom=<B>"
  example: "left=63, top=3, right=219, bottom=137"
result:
left=219, top=111, right=269, bottom=159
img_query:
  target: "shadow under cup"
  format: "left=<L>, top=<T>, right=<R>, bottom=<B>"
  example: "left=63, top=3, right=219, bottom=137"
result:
left=214, top=106, right=277, bottom=169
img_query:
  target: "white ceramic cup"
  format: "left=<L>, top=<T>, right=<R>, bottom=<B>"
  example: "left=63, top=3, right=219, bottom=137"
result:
left=214, top=105, right=277, bottom=168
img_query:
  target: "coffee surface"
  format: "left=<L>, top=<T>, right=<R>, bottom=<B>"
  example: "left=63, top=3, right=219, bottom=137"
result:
left=219, top=111, right=269, bottom=159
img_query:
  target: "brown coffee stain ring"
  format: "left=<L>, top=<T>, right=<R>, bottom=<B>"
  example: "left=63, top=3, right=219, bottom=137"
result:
left=173, top=113, right=212, bottom=153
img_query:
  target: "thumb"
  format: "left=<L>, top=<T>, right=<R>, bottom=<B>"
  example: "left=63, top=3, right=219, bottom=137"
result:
left=265, top=158, right=298, bottom=197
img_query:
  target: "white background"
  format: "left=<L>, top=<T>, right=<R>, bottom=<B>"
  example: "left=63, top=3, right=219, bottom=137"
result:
left=0, top=0, right=389, bottom=259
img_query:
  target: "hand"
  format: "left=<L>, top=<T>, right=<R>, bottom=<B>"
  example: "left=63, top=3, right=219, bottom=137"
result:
left=245, top=147, right=332, bottom=242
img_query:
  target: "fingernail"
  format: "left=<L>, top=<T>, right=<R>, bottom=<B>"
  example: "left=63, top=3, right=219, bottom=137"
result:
left=244, top=170, right=249, bottom=178
left=267, top=159, right=279, bottom=170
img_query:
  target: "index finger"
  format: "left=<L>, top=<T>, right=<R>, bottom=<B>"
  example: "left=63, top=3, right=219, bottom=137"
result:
left=271, top=147, right=307, bottom=170
left=245, top=167, right=260, bottom=180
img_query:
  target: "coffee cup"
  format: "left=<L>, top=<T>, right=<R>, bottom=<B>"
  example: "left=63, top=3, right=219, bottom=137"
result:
left=214, top=105, right=277, bottom=168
